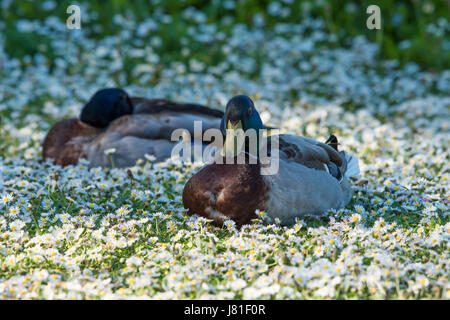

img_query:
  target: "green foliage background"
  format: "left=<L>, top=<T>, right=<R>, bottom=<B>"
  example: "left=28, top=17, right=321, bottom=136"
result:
left=1, top=0, right=449, bottom=71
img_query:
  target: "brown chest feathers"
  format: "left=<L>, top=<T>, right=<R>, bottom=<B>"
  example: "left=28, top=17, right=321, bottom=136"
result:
left=42, top=118, right=99, bottom=166
left=182, top=161, right=269, bottom=228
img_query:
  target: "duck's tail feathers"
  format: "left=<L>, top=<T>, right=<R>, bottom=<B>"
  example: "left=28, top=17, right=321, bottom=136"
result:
left=340, top=151, right=360, bottom=178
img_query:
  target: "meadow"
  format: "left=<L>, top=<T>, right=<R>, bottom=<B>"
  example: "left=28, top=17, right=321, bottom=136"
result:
left=0, top=0, right=448, bottom=299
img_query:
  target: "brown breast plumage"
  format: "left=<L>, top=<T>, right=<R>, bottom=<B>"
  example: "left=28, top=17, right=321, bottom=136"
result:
left=42, top=118, right=99, bottom=166
left=182, top=161, right=269, bottom=228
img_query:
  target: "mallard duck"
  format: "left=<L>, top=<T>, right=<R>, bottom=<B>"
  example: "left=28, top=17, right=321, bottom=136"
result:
left=42, top=88, right=224, bottom=167
left=182, top=95, right=360, bottom=227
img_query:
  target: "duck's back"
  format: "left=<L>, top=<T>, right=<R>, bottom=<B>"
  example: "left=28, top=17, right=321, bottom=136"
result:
left=42, top=118, right=99, bottom=166
left=131, top=98, right=224, bottom=118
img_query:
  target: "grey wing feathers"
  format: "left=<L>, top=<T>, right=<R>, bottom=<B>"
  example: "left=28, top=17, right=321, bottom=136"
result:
left=300, top=136, right=343, bottom=166
left=277, top=134, right=359, bottom=180
left=279, top=135, right=343, bottom=167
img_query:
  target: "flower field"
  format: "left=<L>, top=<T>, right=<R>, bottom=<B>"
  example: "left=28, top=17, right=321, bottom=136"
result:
left=0, top=1, right=449, bottom=299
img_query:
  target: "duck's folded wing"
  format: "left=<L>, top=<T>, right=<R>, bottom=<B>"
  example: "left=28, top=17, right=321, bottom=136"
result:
left=85, top=135, right=176, bottom=167
left=276, top=134, right=343, bottom=170
left=103, top=112, right=221, bottom=141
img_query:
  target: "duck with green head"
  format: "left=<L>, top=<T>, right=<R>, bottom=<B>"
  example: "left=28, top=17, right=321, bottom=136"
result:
left=42, top=88, right=224, bottom=167
left=182, top=95, right=360, bottom=227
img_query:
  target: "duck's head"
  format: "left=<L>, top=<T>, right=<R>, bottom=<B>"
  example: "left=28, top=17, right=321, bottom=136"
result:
left=221, top=95, right=263, bottom=157
left=80, top=88, right=133, bottom=128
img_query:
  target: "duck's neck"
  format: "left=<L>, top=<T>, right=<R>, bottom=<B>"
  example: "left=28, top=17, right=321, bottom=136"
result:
left=219, top=151, right=262, bottom=169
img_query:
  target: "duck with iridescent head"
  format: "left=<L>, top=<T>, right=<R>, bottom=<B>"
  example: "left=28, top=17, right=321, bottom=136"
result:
left=182, top=95, right=360, bottom=227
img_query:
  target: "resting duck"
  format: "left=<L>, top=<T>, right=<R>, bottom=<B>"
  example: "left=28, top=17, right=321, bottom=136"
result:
left=42, top=88, right=224, bottom=167
left=182, top=95, right=360, bottom=227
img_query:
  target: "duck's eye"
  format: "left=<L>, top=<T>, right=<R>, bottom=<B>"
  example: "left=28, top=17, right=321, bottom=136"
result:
left=247, top=108, right=252, bottom=117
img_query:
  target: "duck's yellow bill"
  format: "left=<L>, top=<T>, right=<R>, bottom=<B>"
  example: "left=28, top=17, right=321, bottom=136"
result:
left=221, top=120, right=245, bottom=157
